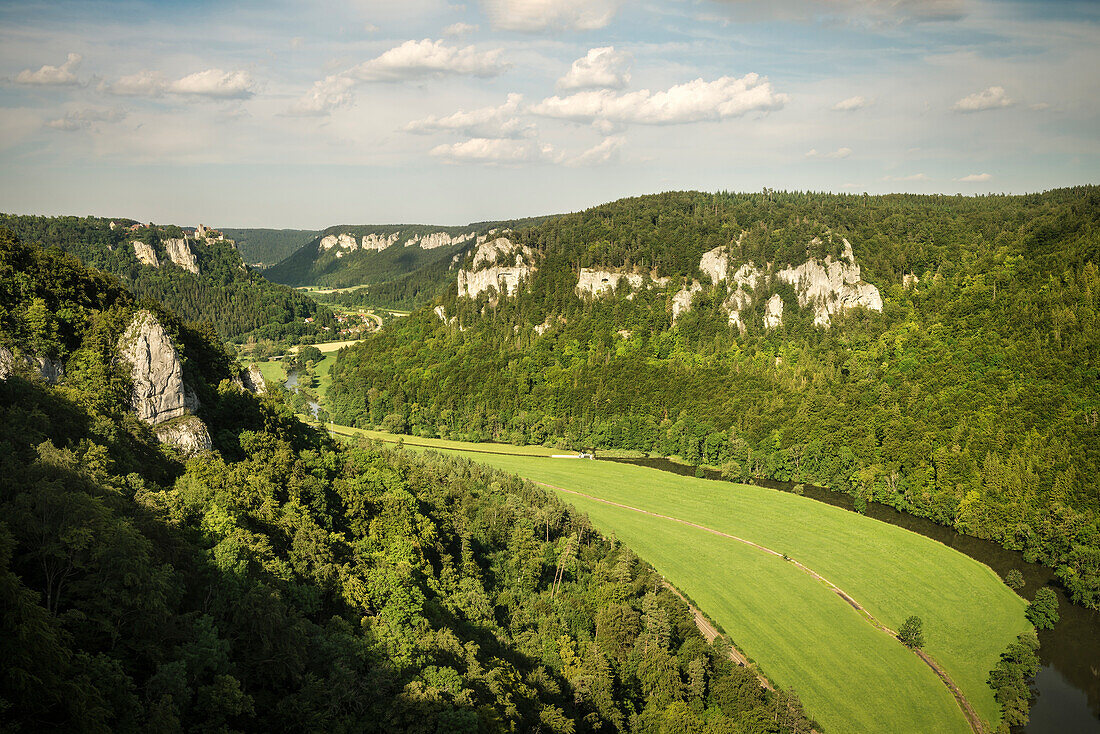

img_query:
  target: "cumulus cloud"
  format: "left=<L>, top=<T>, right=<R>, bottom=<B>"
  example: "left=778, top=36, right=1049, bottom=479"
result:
left=557, top=47, right=631, bottom=91
left=531, top=73, right=786, bottom=125
left=806, top=146, right=852, bottom=159
left=404, top=93, right=532, bottom=137
left=952, top=86, right=1013, bottom=112
left=481, top=0, right=618, bottom=31
left=290, top=39, right=508, bottom=116
left=883, top=173, right=929, bottom=181
left=430, top=136, right=559, bottom=164
left=444, top=22, right=479, bottom=36
left=568, top=135, right=624, bottom=166
left=102, top=68, right=255, bottom=99
left=347, top=39, right=507, bottom=82
left=16, top=53, right=82, bottom=86
left=957, top=172, right=992, bottom=182
left=44, top=107, right=126, bottom=131
left=832, top=95, right=867, bottom=111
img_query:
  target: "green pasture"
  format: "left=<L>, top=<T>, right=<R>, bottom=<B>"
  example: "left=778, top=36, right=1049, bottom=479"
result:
left=328, top=426, right=1029, bottom=733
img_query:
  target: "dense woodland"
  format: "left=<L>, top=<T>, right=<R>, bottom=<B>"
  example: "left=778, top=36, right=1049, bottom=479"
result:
left=326, top=188, right=1100, bottom=610
left=221, top=228, right=319, bottom=266
left=0, top=214, right=335, bottom=343
left=1, top=229, right=818, bottom=733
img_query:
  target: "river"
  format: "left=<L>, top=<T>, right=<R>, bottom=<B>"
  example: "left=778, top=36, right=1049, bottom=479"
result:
left=283, top=371, right=320, bottom=417
left=604, top=457, right=1100, bottom=733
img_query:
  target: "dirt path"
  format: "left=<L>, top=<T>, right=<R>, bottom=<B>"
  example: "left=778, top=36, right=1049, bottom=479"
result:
left=536, top=481, right=985, bottom=734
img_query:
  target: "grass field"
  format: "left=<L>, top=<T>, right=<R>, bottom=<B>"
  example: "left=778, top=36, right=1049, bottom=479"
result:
left=328, top=426, right=1029, bottom=733
left=248, top=360, right=285, bottom=383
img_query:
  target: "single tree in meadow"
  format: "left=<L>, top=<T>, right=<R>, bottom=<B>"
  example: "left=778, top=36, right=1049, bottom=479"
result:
left=898, top=616, right=924, bottom=649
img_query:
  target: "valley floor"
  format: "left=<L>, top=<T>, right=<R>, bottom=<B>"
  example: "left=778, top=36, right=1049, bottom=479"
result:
left=321, top=426, right=1031, bottom=734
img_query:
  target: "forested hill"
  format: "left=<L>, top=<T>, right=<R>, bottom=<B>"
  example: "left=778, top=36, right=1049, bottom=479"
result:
left=220, top=227, right=320, bottom=266
left=326, top=186, right=1100, bottom=610
left=0, top=227, right=816, bottom=733
left=0, top=214, right=335, bottom=343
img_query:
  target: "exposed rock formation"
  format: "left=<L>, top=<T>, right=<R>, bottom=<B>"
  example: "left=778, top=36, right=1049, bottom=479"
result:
left=457, top=238, right=536, bottom=299
left=775, top=239, right=882, bottom=327
left=0, top=345, right=64, bottom=384
left=903, top=272, right=919, bottom=289
left=232, top=364, right=267, bottom=395
left=409, top=231, right=474, bottom=250
left=361, top=232, right=400, bottom=252
left=699, top=246, right=729, bottom=284
left=164, top=238, right=199, bottom=274
left=576, top=269, right=644, bottom=297
left=154, top=415, right=212, bottom=456
left=671, top=282, right=703, bottom=322
left=0, top=346, right=10, bottom=380
left=117, top=310, right=188, bottom=425
left=133, top=240, right=159, bottom=267
left=764, top=294, right=784, bottom=329
left=319, top=232, right=402, bottom=256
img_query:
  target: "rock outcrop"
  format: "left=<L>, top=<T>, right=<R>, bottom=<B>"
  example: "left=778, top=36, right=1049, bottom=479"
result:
left=699, top=246, right=729, bottom=284
left=0, top=345, right=64, bottom=384
left=117, top=310, right=188, bottom=425
left=457, top=238, right=536, bottom=300
left=775, top=239, right=882, bottom=327
left=764, top=294, right=784, bottom=329
left=903, top=272, right=919, bottom=289
left=0, top=346, right=10, bottom=380
left=232, top=364, right=266, bottom=395
left=164, top=238, right=199, bottom=274
left=576, top=269, right=644, bottom=297
left=133, top=240, right=159, bottom=267
left=409, top=231, right=474, bottom=250
left=671, top=282, right=703, bottom=322
left=361, top=232, right=400, bottom=252
left=154, top=415, right=212, bottom=456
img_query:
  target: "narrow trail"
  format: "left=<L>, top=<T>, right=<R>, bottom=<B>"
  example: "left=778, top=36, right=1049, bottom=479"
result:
left=536, top=481, right=985, bottom=734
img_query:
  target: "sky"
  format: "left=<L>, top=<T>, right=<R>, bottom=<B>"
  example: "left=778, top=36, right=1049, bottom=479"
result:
left=0, top=0, right=1097, bottom=228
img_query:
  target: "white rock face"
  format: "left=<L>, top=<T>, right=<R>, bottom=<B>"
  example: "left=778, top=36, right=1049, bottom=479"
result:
left=409, top=231, right=474, bottom=250
left=903, top=272, right=919, bottom=289
left=699, top=246, right=729, bottom=284
left=476, top=229, right=504, bottom=246
left=576, top=269, right=645, bottom=297
left=671, top=282, right=703, bottom=322
left=164, top=238, right=199, bottom=274
left=457, top=238, right=537, bottom=299
left=764, top=294, right=784, bottom=329
left=233, top=364, right=266, bottom=395
left=0, top=346, right=64, bottom=384
left=0, top=346, right=10, bottom=380
left=133, top=240, right=159, bottom=267
left=118, top=310, right=188, bottom=425
left=154, top=415, right=212, bottom=456
left=361, top=232, right=400, bottom=252
left=775, top=239, right=882, bottom=327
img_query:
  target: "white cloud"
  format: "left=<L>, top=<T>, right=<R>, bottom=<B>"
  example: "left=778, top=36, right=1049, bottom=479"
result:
left=288, top=74, right=356, bottom=116
left=481, top=0, right=619, bottom=31
left=568, top=135, right=624, bottom=166
left=44, top=107, right=125, bottom=131
left=102, top=69, right=255, bottom=99
left=430, top=136, right=559, bottom=164
left=347, top=38, right=507, bottom=82
left=557, top=47, right=631, bottom=91
left=806, top=146, right=852, bottom=159
left=952, top=86, right=1013, bottom=112
left=883, top=173, right=929, bottom=181
left=443, top=22, right=479, bottom=36
left=957, top=172, right=992, bottom=182
left=531, top=73, right=786, bottom=125
left=832, top=95, right=867, bottom=111
left=15, top=53, right=82, bottom=87
left=404, top=93, right=532, bottom=137
left=170, top=69, right=255, bottom=98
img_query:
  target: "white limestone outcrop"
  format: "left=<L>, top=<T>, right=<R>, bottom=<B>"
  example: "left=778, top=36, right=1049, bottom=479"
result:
left=775, top=239, right=882, bottom=327
left=164, top=238, right=199, bottom=274
left=409, top=231, right=474, bottom=250
left=361, top=232, right=400, bottom=252
left=0, top=346, right=63, bottom=384
left=232, top=364, right=267, bottom=395
left=671, top=282, right=703, bottom=322
left=133, top=240, right=159, bottom=267
left=764, top=294, right=784, bottom=329
left=576, top=269, right=645, bottom=297
left=117, top=310, right=188, bottom=425
left=457, top=237, right=536, bottom=299
left=699, top=246, right=729, bottom=284
left=903, top=272, right=919, bottom=289
left=154, top=415, right=212, bottom=456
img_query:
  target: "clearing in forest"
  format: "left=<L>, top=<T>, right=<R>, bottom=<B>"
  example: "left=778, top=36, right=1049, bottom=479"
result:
left=326, top=427, right=1030, bottom=734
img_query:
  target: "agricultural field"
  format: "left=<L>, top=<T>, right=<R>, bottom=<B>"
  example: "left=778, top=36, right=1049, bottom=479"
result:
left=328, top=426, right=1030, bottom=733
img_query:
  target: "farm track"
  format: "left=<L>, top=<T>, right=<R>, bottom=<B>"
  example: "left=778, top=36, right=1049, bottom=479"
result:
left=536, top=481, right=984, bottom=734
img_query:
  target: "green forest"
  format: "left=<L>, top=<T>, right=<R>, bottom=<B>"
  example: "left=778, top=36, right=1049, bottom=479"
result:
left=0, top=228, right=818, bottom=733
left=0, top=214, right=336, bottom=343
left=325, top=187, right=1100, bottom=610
left=220, top=228, right=320, bottom=266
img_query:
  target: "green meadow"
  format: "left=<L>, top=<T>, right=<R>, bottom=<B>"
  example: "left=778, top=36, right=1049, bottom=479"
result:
left=327, top=427, right=1030, bottom=733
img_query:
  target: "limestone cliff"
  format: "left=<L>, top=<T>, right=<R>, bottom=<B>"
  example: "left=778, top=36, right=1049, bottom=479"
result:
left=164, top=238, right=199, bottom=274
left=775, top=240, right=882, bottom=327
left=0, top=345, right=64, bottom=384
left=118, top=310, right=188, bottom=425
left=699, top=246, right=729, bottom=284
left=671, top=282, right=703, bottom=322
left=457, top=238, right=536, bottom=299
left=232, top=364, right=267, bottom=395
left=133, top=240, right=159, bottom=267
left=154, top=415, right=212, bottom=456
left=764, top=294, right=784, bottom=329
left=409, top=231, right=474, bottom=250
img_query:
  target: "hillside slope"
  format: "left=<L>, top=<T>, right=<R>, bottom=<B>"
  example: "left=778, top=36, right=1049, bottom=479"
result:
left=0, top=228, right=816, bottom=733
left=326, top=187, right=1100, bottom=610
left=220, top=227, right=320, bottom=266
left=0, top=214, right=335, bottom=342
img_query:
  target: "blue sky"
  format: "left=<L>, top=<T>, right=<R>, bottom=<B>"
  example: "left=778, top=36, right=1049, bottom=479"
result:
left=0, top=0, right=1097, bottom=227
